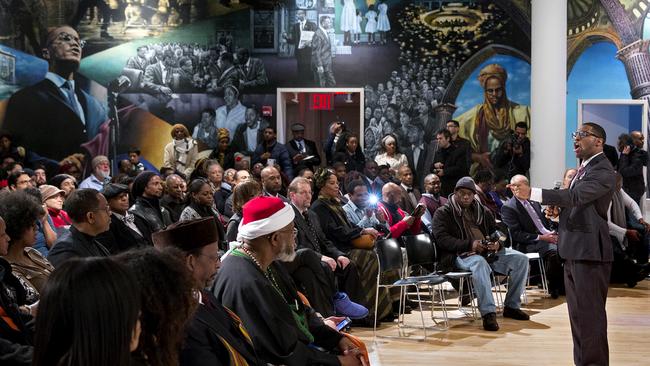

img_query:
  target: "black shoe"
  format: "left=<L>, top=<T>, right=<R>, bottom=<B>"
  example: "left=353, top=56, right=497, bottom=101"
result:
left=391, top=301, right=412, bottom=314
left=100, top=32, right=114, bottom=40
left=503, top=307, right=530, bottom=320
left=550, top=289, right=560, bottom=299
left=482, top=312, right=499, bottom=331
left=460, top=293, right=473, bottom=306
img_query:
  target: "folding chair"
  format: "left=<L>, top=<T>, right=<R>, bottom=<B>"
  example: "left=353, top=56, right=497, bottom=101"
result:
left=373, top=238, right=446, bottom=339
left=402, top=234, right=450, bottom=329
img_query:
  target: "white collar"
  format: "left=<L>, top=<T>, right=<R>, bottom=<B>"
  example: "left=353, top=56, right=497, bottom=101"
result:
left=581, top=151, right=603, bottom=168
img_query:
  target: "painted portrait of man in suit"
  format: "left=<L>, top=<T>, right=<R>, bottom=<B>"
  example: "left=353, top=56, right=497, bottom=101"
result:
left=2, top=25, right=107, bottom=162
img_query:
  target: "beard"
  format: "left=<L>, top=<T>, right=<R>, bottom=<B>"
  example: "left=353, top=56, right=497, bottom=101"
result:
left=276, top=240, right=296, bottom=262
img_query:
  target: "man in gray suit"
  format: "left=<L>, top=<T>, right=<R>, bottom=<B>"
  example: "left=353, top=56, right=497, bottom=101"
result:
left=524, top=122, right=616, bottom=366
left=311, top=16, right=335, bottom=87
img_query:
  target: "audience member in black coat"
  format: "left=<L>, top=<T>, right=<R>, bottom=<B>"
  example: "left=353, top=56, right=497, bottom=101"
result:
left=336, top=134, right=365, bottom=173
left=97, top=184, right=151, bottom=254
left=129, top=172, right=172, bottom=242
left=433, top=129, right=469, bottom=197
left=160, top=174, right=186, bottom=223
left=617, top=133, right=648, bottom=204
left=47, top=189, right=111, bottom=268
left=286, top=123, right=322, bottom=173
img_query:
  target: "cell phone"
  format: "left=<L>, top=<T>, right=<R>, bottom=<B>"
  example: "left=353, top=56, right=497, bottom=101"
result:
left=267, top=158, right=276, bottom=167
left=336, top=317, right=352, bottom=331
left=411, top=203, right=425, bottom=217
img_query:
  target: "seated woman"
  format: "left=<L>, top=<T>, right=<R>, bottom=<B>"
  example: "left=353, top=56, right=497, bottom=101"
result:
left=163, top=124, right=199, bottom=178
left=309, top=169, right=393, bottom=323
left=32, top=257, right=141, bottom=366
left=116, top=247, right=197, bottom=366
left=208, top=128, right=236, bottom=170
left=226, top=180, right=262, bottom=244
left=0, top=215, right=34, bottom=366
left=0, top=191, right=54, bottom=301
left=180, top=179, right=226, bottom=249
left=373, top=134, right=408, bottom=178
left=40, top=185, right=71, bottom=232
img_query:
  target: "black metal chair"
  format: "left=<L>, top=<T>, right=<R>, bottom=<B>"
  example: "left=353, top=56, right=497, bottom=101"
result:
left=401, top=234, right=449, bottom=329
left=373, top=238, right=446, bottom=339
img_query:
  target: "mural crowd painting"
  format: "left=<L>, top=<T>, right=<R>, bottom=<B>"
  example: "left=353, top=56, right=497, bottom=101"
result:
left=0, top=0, right=532, bottom=174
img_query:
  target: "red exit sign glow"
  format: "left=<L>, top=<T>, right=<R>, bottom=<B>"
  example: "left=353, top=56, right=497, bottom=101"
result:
left=310, top=93, right=333, bottom=110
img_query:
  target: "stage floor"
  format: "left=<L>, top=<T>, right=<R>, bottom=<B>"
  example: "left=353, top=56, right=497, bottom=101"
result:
left=351, top=279, right=650, bottom=365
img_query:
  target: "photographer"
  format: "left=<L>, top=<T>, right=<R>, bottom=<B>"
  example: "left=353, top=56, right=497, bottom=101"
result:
left=492, top=122, right=530, bottom=178
left=617, top=133, right=648, bottom=204
left=432, top=177, right=529, bottom=331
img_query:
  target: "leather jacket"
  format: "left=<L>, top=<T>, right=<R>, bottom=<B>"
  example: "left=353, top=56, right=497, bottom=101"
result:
left=129, top=196, right=173, bottom=238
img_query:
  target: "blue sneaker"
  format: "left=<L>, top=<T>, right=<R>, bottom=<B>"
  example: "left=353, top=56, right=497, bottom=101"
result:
left=333, top=292, right=369, bottom=319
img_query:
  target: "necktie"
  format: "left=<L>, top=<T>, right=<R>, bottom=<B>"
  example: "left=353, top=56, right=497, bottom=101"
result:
left=122, top=213, right=135, bottom=225
left=302, top=211, right=321, bottom=248
left=570, top=165, right=586, bottom=188
left=62, top=81, right=83, bottom=119
left=522, top=200, right=551, bottom=235
left=298, top=140, right=305, bottom=153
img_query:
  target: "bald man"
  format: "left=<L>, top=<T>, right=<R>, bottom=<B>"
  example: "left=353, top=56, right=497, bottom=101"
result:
left=261, top=166, right=289, bottom=202
left=377, top=182, right=422, bottom=239
left=161, top=174, right=185, bottom=222
left=501, top=174, right=564, bottom=298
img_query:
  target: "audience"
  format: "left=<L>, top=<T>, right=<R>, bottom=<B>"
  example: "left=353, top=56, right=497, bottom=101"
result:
left=225, top=179, right=262, bottom=244
left=47, top=189, right=112, bottom=267
left=97, top=183, right=151, bottom=254
left=79, top=155, right=111, bottom=191
left=310, top=168, right=393, bottom=322
left=0, top=191, right=53, bottom=301
left=129, top=172, right=172, bottom=241
left=214, top=197, right=363, bottom=365
left=48, top=174, right=77, bottom=197
left=0, top=215, right=34, bottom=366
left=160, top=174, right=186, bottom=223
left=501, top=175, right=564, bottom=298
left=32, top=257, right=141, bottom=366
left=432, top=177, right=529, bottom=331
left=164, top=124, right=199, bottom=178
left=116, top=247, right=197, bottom=366
left=39, top=185, right=70, bottom=232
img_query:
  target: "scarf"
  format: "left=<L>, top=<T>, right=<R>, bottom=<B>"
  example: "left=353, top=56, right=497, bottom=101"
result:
left=317, top=195, right=352, bottom=228
left=449, top=194, right=484, bottom=227
left=173, top=138, right=194, bottom=167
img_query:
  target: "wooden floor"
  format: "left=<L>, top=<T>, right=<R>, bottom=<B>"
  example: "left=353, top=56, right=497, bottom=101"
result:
left=351, top=280, right=650, bottom=365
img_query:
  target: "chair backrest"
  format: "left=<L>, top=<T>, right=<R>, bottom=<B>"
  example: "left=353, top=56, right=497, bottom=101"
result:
left=375, top=238, right=403, bottom=273
left=402, top=234, right=436, bottom=268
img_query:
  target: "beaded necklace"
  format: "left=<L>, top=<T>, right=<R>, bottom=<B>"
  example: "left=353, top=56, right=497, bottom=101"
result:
left=235, top=247, right=314, bottom=343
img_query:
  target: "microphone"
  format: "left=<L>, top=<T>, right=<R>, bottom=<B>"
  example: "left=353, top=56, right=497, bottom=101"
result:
left=108, top=75, right=132, bottom=93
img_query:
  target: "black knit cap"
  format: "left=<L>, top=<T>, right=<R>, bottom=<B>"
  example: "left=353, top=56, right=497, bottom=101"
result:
left=152, top=218, right=220, bottom=251
left=131, top=171, right=158, bottom=198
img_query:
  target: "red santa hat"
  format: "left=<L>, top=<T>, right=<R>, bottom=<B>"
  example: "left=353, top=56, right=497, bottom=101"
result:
left=237, top=196, right=295, bottom=241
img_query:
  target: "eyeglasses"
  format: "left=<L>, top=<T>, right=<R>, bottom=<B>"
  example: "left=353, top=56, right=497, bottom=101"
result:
left=199, top=253, right=221, bottom=263
left=572, top=130, right=602, bottom=140
left=270, top=228, right=298, bottom=239
left=50, top=32, right=86, bottom=49
left=94, top=205, right=111, bottom=215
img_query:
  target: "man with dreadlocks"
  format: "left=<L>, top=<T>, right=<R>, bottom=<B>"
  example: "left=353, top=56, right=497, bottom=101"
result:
left=432, top=177, right=529, bottom=331
left=455, top=64, right=531, bottom=174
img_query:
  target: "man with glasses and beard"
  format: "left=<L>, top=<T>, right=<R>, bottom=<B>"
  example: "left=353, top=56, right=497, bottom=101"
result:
left=4, top=26, right=107, bottom=162
left=214, top=196, right=363, bottom=366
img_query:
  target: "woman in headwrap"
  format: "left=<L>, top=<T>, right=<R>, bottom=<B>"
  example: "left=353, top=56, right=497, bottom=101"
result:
left=309, top=168, right=393, bottom=324
left=208, top=128, right=236, bottom=170
left=163, top=124, right=199, bottom=177
left=455, top=63, right=530, bottom=174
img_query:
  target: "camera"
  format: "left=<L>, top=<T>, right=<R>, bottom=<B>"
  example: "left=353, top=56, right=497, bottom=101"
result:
left=481, top=230, right=506, bottom=263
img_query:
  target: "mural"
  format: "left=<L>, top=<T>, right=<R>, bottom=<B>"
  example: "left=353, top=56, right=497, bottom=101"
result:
left=0, top=0, right=532, bottom=177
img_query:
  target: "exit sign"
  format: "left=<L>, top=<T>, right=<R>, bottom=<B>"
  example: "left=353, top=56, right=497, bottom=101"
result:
left=310, top=93, right=333, bottom=110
